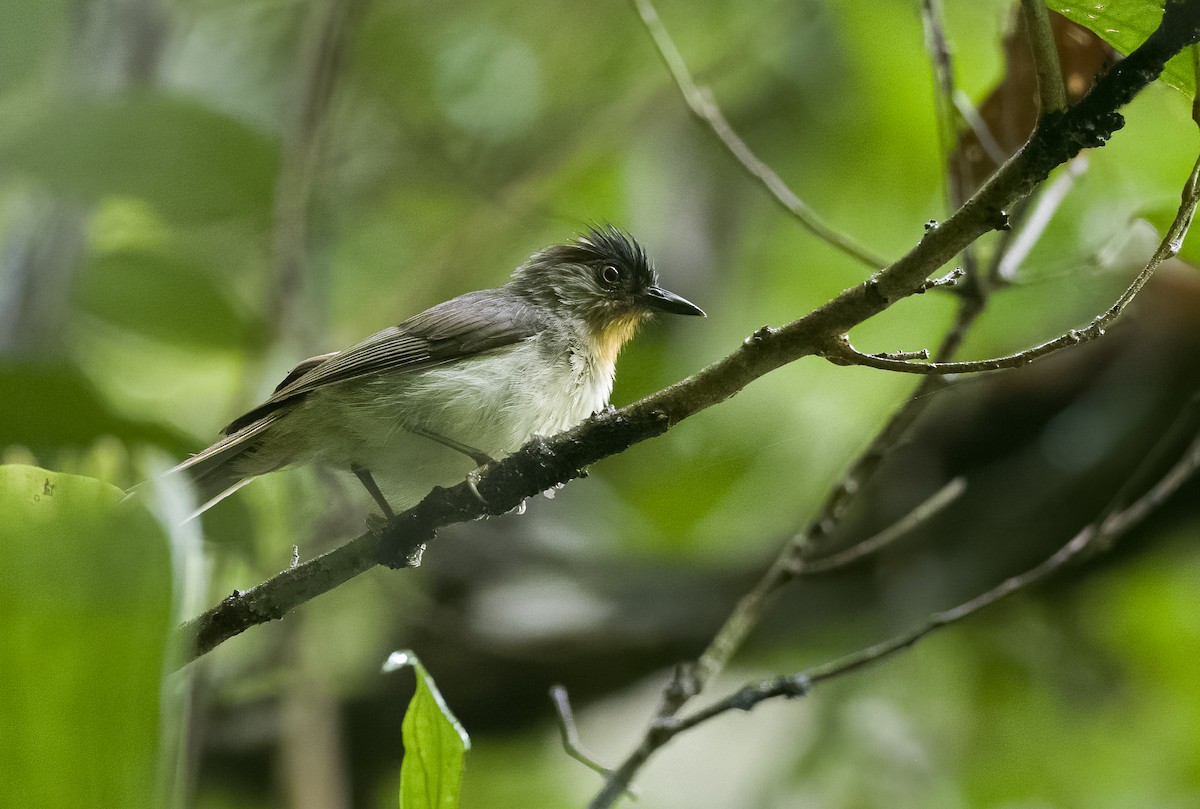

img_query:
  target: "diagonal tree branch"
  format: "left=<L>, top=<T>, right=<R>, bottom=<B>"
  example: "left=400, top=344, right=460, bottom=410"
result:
left=176, top=0, right=1200, bottom=668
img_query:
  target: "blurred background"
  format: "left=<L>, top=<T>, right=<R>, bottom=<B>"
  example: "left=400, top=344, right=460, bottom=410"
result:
left=3, top=0, right=1200, bottom=806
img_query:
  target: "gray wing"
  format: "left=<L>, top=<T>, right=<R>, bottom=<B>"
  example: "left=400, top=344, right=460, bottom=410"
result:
left=222, top=289, right=543, bottom=434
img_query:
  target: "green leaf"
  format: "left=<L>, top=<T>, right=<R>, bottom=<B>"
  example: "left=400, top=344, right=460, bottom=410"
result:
left=1046, top=1, right=1196, bottom=98
left=384, top=650, right=471, bottom=809
left=0, top=93, right=279, bottom=223
left=0, top=465, right=173, bottom=809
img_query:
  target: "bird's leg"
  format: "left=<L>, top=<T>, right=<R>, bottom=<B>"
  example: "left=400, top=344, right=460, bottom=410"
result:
left=407, top=426, right=494, bottom=505
left=407, top=425, right=496, bottom=466
left=351, top=463, right=396, bottom=520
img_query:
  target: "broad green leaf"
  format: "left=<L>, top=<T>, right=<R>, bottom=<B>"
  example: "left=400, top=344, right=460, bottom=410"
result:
left=0, top=93, right=279, bottom=223
left=384, top=651, right=471, bottom=809
left=0, top=465, right=173, bottom=809
left=1046, top=1, right=1196, bottom=98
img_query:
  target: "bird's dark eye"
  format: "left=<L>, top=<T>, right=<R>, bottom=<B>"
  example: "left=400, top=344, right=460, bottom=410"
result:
left=600, top=265, right=621, bottom=286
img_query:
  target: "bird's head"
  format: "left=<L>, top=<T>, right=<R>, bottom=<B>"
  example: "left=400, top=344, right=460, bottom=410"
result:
left=510, top=226, right=705, bottom=361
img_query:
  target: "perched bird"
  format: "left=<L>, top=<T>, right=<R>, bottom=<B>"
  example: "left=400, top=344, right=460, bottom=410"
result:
left=174, top=226, right=704, bottom=518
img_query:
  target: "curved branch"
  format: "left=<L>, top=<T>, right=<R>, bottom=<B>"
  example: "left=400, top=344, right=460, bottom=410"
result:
left=824, top=153, right=1200, bottom=376
left=176, top=0, right=1200, bottom=667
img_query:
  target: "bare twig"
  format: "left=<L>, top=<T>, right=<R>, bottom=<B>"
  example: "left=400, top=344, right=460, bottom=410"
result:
left=920, top=0, right=964, bottom=210
left=678, top=296, right=983, bottom=712
left=826, top=151, right=1200, bottom=376
left=629, top=0, right=887, bottom=269
left=549, top=685, right=632, bottom=791
left=589, top=425, right=1200, bottom=806
left=953, top=89, right=1008, bottom=166
left=797, top=476, right=967, bottom=575
left=1020, top=0, right=1068, bottom=115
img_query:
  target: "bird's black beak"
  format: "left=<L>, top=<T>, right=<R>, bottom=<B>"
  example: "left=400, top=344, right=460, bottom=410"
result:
left=643, top=284, right=706, bottom=317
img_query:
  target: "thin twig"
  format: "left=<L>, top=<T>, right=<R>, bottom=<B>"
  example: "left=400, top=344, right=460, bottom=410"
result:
left=629, top=0, right=887, bottom=269
left=920, top=0, right=966, bottom=214
left=1020, top=0, right=1068, bottom=114
left=953, top=89, right=1008, bottom=165
left=591, top=426, right=1200, bottom=802
left=549, top=685, right=625, bottom=785
left=797, top=476, right=967, bottom=574
left=826, top=151, right=1200, bottom=376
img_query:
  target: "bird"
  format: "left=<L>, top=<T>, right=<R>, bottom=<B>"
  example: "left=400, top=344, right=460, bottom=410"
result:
left=172, top=226, right=705, bottom=519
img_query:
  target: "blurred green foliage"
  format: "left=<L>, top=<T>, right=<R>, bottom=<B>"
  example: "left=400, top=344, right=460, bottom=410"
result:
left=2, top=0, right=1200, bottom=807
left=0, top=466, right=171, bottom=809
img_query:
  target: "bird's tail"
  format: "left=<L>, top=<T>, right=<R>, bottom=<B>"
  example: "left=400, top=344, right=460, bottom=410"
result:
left=167, top=416, right=280, bottom=520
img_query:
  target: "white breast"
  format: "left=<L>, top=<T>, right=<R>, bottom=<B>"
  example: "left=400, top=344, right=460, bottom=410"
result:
left=295, top=335, right=615, bottom=505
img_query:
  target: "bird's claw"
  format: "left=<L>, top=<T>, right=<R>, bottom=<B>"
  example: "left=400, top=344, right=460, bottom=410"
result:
left=466, top=468, right=487, bottom=505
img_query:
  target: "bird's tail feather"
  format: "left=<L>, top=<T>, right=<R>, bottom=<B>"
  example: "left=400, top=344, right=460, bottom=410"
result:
left=167, top=416, right=279, bottom=520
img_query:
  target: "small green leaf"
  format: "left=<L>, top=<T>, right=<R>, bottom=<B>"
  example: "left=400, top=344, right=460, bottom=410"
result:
left=1046, top=1, right=1196, bottom=98
left=0, top=465, right=173, bottom=809
left=384, top=650, right=471, bottom=809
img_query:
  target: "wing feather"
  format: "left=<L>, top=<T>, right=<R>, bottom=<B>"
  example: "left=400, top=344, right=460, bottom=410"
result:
left=223, top=289, right=544, bottom=434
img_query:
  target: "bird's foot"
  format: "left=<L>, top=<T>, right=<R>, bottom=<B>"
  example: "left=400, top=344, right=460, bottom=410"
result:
left=466, top=468, right=488, bottom=505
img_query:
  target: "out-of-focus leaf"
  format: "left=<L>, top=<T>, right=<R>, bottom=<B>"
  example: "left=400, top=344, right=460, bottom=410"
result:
left=0, top=362, right=190, bottom=454
left=0, top=0, right=67, bottom=91
left=0, top=465, right=172, bottom=809
left=75, top=249, right=265, bottom=350
left=384, top=650, right=471, bottom=809
left=0, top=93, right=279, bottom=223
left=1046, top=1, right=1195, bottom=97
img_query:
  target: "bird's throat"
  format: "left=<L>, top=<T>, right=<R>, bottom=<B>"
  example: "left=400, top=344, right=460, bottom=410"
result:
left=588, top=314, right=646, bottom=372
